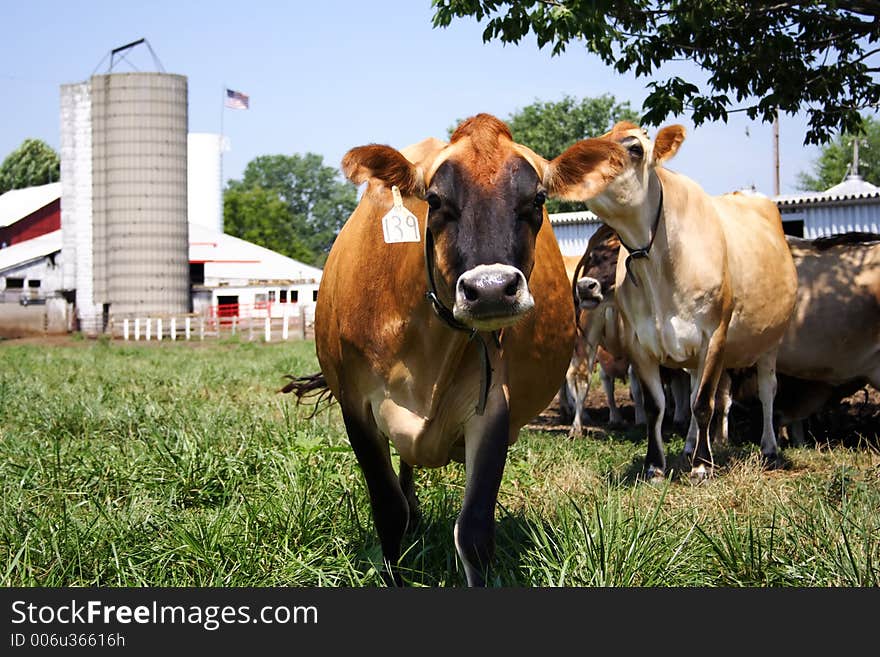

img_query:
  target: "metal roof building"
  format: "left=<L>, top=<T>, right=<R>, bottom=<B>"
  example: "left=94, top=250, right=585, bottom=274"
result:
left=548, top=209, right=603, bottom=257
left=549, top=175, right=880, bottom=258
left=775, top=175, right=880, bottom=238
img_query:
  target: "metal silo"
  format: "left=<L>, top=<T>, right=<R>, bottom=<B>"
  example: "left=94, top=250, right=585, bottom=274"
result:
left=90, top=72, right=189, bottom=318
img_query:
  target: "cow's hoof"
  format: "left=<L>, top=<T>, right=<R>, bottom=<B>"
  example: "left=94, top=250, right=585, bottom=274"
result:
left=761, top=452, right=781, bottom=470
left=567, top=428, right=582, bottom=440
left=688, top=463, right=713, bottom=483
left=643, top=465, right=666, bottom=484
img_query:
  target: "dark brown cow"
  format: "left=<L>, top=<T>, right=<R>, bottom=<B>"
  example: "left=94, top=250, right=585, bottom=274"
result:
left=286, top=114, right=574, bottom=586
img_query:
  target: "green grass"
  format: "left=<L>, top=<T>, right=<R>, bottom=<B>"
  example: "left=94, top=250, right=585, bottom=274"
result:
left=1, top=339, right=878, bottom=587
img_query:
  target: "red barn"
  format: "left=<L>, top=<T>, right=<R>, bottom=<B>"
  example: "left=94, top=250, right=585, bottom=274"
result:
left=0, top=182, right=61, bottom=248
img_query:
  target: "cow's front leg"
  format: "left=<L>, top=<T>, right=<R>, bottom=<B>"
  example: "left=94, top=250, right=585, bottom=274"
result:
left=685, top=326, right=727, bottom=480
left=456, top=371, right=510, bottom=587
left=343, top=410, right=409, bottom=586
left=629, top=354, right=666, bottom=481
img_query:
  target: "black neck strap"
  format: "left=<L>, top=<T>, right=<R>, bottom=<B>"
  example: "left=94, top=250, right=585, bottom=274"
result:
left=423, top=225, right=497, bottom=416
left=617, top=176, right=664, bottom=288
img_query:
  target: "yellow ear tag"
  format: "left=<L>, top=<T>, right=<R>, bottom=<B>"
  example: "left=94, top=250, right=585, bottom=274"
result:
left=382, top=186, right=421, bottom=244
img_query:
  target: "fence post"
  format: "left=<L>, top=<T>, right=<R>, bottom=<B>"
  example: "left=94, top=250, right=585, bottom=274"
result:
left=248, top=315, right=254, bottom=342
left=300, top=305, right=307, bottom=339
left=199, top=317, right=205, bottom=341
left=146, top=318, right=152, bottom=341
left=134, top=318, right=140, bottom=341
left=264, top=315, right=271, bottom=342
left=185, top=316, right=191, bottom=341
left=123, top=318, right=129, bottom=341
left=282, top=305, right=289, bottom=340
left=157, top=318, right=163, bottom=341
left=170, top=317, right=176, bottom=341
left=231, top=316, right=237, bottom=336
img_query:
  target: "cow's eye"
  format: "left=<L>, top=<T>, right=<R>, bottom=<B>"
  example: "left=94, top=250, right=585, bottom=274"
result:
left=534, top=190, right=547, bottom=208
left=426, top=192, right=442, bottom=211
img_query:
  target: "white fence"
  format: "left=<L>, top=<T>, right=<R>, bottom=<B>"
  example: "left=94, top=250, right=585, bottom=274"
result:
left=110, top=306, right=315, bottom=343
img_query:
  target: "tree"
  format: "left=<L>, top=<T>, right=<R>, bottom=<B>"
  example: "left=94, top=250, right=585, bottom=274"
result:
left=0, top=138, right=60, bottom=194
left=432, top=1, right=880, bottom=145
left=223, top=153, right=357, bottom=267
left=223, top=187, right=314, bottom=264
left=503, top=94, right=638, bottom=211
left=507, top=94, right=638, bottom=159
left=797, top=114, right=880, bottom=190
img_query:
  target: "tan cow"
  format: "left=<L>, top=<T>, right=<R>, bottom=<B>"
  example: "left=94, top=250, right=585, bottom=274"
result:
left=778, top=233, right=880, bottom=390
left=565, top=227, right=691, bottom=436
left=726, top=232, right=880, bottom=442
left=285, top=114, right=574, bottom=586
left=543, top=122, right=798, bottom=479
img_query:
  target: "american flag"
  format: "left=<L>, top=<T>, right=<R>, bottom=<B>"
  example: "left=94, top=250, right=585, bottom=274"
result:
left=225, top=88, right=249, bottom=110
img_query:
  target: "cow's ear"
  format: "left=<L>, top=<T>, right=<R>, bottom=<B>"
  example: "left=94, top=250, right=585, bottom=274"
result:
left=544, top=139, right=627, bottom=201
left=653, top=125, right=686, bottom=165
left=400, top=137, right=447, bottom=168
left=341, top=144, right=425, bottom=197
left=512, top=143, right=549, bottom=180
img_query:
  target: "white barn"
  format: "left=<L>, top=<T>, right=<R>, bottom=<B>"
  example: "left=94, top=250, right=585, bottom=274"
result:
left=188, top=222, right=322, bottom=323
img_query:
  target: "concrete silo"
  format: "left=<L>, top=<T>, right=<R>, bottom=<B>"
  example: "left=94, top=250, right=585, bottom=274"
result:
left=61, top=72, right=190, bottom=334
left=187, top=133, right=225, bottom=233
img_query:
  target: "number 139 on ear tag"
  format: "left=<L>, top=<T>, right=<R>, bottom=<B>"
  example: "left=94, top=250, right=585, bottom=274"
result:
left=382, top=186, right=421, bottom=244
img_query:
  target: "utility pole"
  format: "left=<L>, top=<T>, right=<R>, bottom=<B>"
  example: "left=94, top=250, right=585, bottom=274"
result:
left=853, top=135, right=860, bottom=178
left=772, top=109, right=780, bottom=196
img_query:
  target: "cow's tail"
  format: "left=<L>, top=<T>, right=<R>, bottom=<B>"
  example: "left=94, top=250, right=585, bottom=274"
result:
left=279, top=372, right=335, bottom=418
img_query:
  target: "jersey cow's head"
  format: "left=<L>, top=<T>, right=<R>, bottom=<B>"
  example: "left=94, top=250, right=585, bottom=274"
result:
left=543, top=121, right=686, bottom=221
left=342, top=114, right=548, bottom=331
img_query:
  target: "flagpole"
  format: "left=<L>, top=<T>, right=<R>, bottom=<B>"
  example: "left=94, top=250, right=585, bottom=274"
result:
left=220, top=84, right=225, bottom=227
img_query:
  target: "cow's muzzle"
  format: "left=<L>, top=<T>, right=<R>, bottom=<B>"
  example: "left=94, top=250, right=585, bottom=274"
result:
left=453, top=264, right=534, bottom=330
left=576, top=276, right=603, bottom=310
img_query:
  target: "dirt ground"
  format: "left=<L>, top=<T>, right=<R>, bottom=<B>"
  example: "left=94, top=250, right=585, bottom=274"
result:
left=529, top=378, right=880, bottom=449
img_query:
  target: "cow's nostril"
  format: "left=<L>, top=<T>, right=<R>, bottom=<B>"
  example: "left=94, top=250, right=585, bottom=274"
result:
left=462, top=281, right=479, bottom=302
left=504, top=278, right=519, bottom=297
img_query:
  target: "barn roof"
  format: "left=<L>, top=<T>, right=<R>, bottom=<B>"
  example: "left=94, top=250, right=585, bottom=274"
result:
left=0, top=182, right=61, bottom=228
left=0, top=228, right=61, bottom=272
left=189, top=223, right=323, bottom=284
left=775, top=175, right=880, bottom=207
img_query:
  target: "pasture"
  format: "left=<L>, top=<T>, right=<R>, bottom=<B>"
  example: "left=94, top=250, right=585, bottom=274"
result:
left=1, top=337, right=878, bottom=587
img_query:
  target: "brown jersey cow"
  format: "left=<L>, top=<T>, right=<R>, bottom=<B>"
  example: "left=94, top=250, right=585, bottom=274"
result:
left=286, top=114, right=574, bottom=586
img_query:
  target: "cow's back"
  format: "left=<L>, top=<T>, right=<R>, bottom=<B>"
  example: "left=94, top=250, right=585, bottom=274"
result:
left=777, top=235, right=880, bottom=384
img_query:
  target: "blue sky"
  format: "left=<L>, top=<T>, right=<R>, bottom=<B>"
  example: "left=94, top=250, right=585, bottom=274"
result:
left=1, top=1, right=835, bottom=196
